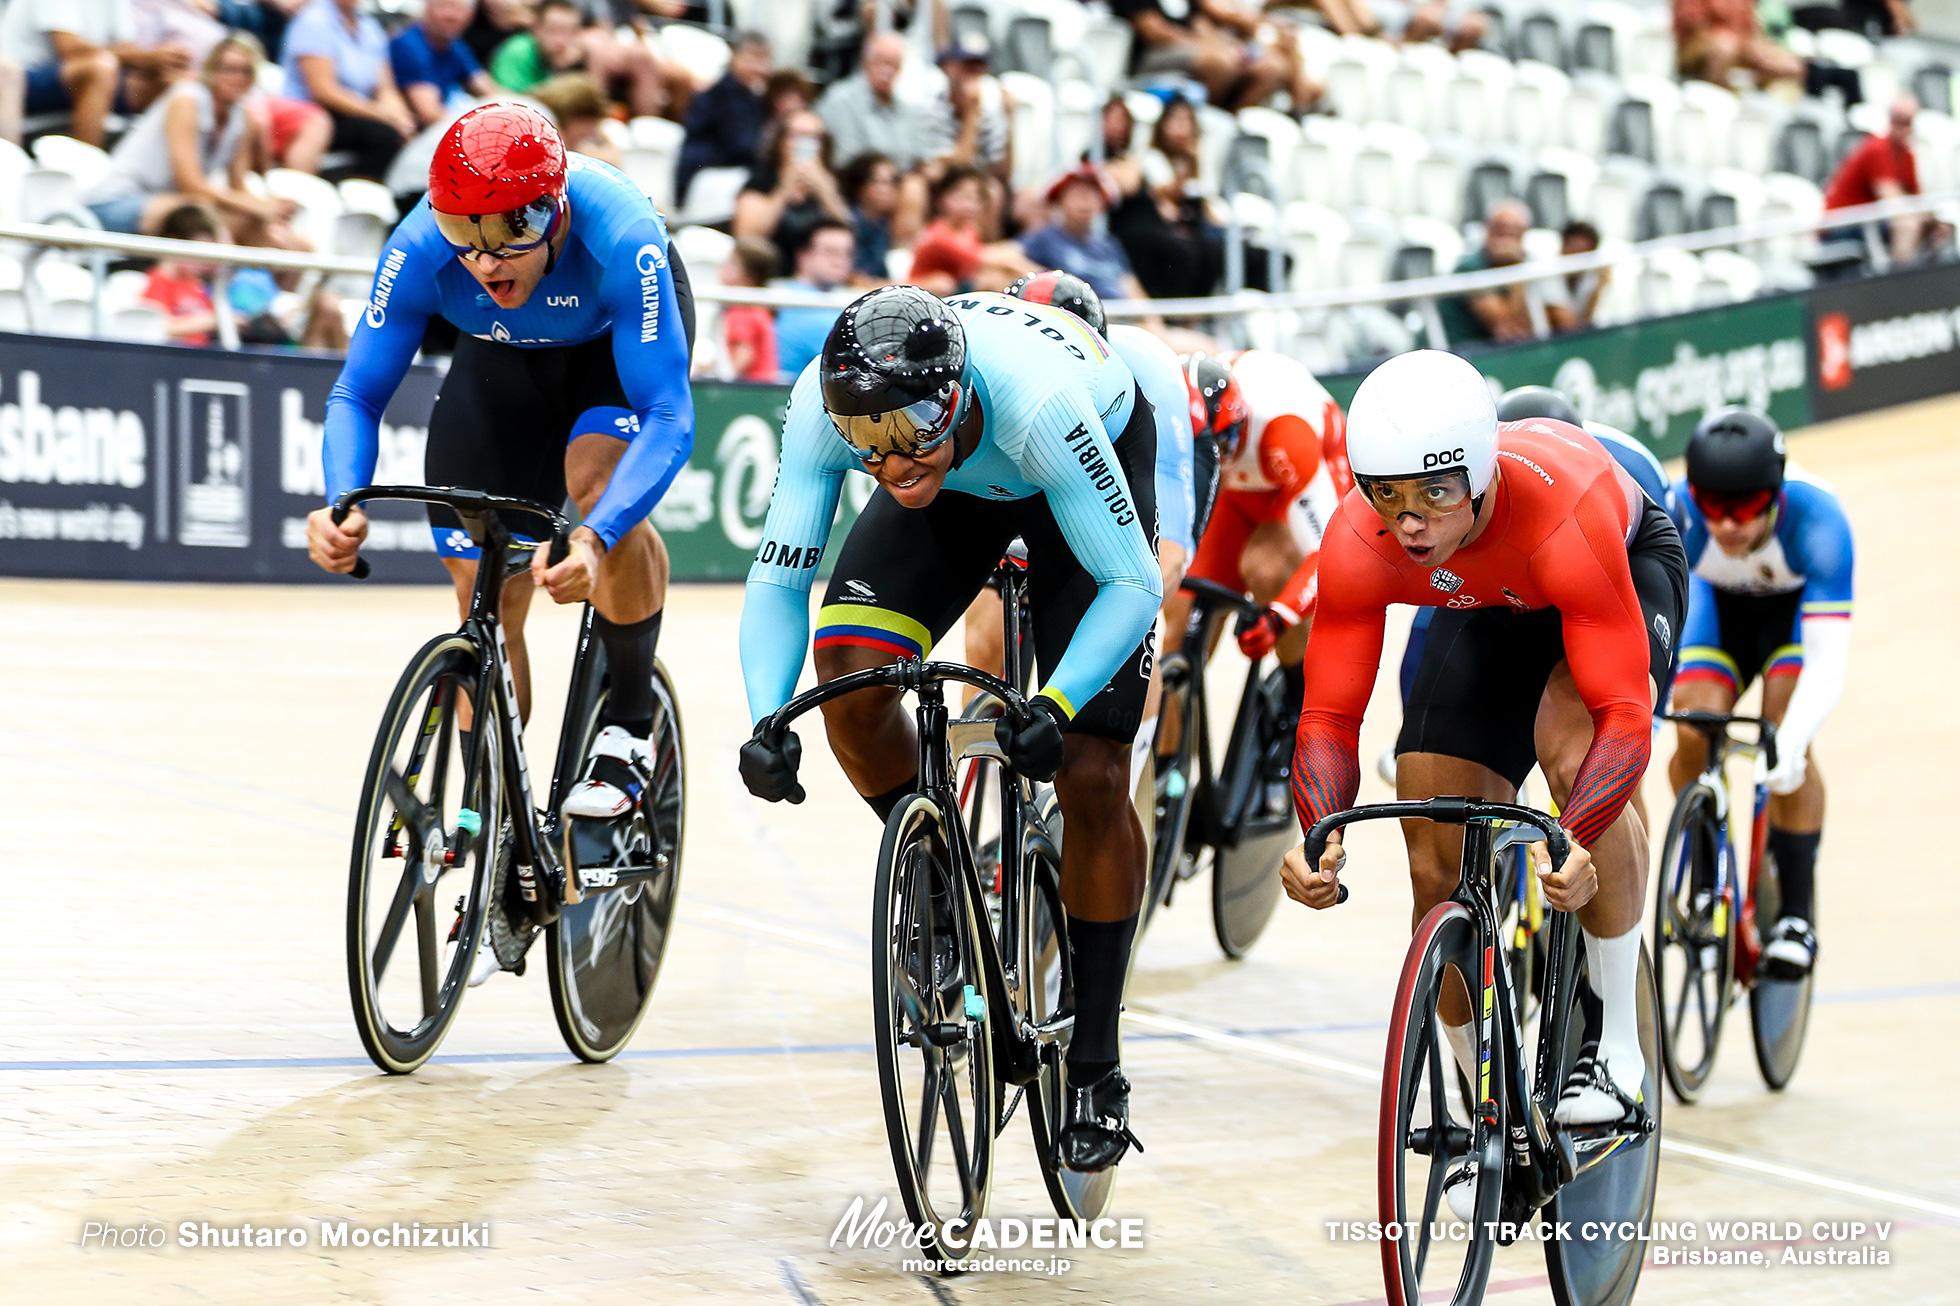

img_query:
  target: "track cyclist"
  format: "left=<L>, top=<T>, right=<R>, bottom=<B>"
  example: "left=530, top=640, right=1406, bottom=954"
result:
left=736, top=285, right=1161, bottom=1173
left=1281, top=350, right=1690, bottom=1143
left=1666, top=409, right=1853, bottom=978
left=307, top=102, right=695, bottom=836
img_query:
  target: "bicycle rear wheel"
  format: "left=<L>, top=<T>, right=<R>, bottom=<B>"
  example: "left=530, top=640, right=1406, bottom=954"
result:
left=347, top=634, right=503, bottom=1074
left=873, top=794, right=997, bottom=1268
left=1380, top=903, right=1503, bottom=1306
left=1749, top=847, right=1815, bottom=1090
left=1211, top=667, right=1292, bottom=959
left=1542, top=947, right=1663, bottom=1306
left=1652, top=783, right=1735, bottom=1103
left=548, top=660, right=686, bottom=1063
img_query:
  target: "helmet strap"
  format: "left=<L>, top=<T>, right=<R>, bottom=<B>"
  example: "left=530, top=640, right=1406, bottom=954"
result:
left=540, top=196, right=567, bottom=276
left=947, top=385, right=979, bottom=470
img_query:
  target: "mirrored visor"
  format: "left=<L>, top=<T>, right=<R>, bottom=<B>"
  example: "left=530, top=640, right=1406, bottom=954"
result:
left=829, top=385, right=960, bottom=463
left=1691, top=486, right=1775, bottom=523
left=1356, top=470, right=1473, bottom=519
left=431, top=196, right=560, bottom=260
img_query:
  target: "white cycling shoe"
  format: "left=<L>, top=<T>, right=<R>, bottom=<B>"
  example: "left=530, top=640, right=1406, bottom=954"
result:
left=1443, top=1160, right=1479, bottom=1222
left=562, top=725, right=652, bottom=820
left=1554, top=1041, right=1645, bottom=1126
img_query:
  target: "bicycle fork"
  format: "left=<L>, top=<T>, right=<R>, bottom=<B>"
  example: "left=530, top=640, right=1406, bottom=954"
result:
left=477, top=618, right=563, bottom=924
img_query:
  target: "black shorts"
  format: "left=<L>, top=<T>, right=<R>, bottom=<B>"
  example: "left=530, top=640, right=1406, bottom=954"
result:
left=1396, top=499, right=1689, bottom=788
left=422, top=246, right=694, bottom=557
left=818, top=386, right=1159, bottom=743
left=1677, top=587, right=1804, bottom=695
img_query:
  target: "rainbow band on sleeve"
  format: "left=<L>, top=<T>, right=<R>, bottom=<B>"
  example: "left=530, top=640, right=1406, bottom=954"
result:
left=1674, top=645, right=1739, bottom=693
left=814, top=605, right=933, bottom=661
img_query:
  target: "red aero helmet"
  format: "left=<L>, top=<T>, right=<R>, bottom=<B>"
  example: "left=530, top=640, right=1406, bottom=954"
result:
left=1181, top=352, right=1249, bottom=459
left=428, top=103, right=567, bottom=255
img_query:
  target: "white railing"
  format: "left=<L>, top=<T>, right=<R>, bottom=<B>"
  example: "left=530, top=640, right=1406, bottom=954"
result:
left=2, top=189, right=1951, bottom=356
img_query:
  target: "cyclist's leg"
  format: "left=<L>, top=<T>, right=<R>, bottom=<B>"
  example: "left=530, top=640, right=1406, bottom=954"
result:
left=1759, top=623, right=1822, bottom=938
left=810, top=488, right=1014, bottom=814
left=1667, top=573, right=1737, bottom=793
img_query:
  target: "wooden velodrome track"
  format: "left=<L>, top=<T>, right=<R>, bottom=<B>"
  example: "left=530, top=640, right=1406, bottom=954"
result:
left=2, top=395, right=1955, bottom=1305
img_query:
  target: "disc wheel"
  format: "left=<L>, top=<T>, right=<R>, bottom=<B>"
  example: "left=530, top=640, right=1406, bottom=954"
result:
left=1380, top=903, right=1503, bottom=1306
left=1652, top=783, right=1735, bottom=1103
left=1211, top=668, right=1292, bottom=959
left=872, top=795, right=997, bottom=1268
left=1749, top=848, right=1815, bottom=1089
left=548, top=661, right=686, bottom=1063
left=347, top=635, right=503, bottom=1074
left=1543, top=947, right=1664, bottom=1306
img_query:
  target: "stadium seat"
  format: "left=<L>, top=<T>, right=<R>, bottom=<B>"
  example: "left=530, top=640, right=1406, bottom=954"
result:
left=105, top=304, right=170, bottom=343
left=659, top=24, right=729, bottom=83
left=1584, top=163, right=1644, bottom=242
left=1537, top=144, right=1599, bottom=217
left=1636, top=247, right=1701, bottom=315
left=1282, top=200, right=1350, bottom=292
left=265, top=168, right=344, bottom=252
left=621, top=147, right=677, bottom=212
left=1624, top=23, right=1674, bottom=80
left=0, top=289, right=27, bottom=331
left=1409, top=152, right=1464, bottom=223
left=728, top=0, right=814, bottom=71
left=1325, top=57, right=1376, bottom=121
left=103, top=267, right=148, bottom=309
left=30, top=135, right=112, bottom=191
left=1236, top=107, right=1303, bottom=199
left=0, top=139, right=29, bottom=221
left=1697, top=248, right=1764, bottom=303
left=1080, top=13, right=1134, bottom=91
left=1572, top=21, right=1616, bottom=74
left=1505, top=61, right=1570, bottom=150
left=1562, top=75, right=1615, bottom=156
left=1523, top=169, right=1571, bottom=231
left=1635, top=179, right=1692, bottom=240
left=1512, top=12, right=1565, bottom=68
left=18, top=169, right=86, bottom=225
left=1382, top=63, right=1437, bottom=133
left=1912, top=63, right=1953, bottom=116
left=1056, top=79, right=1102, bottom=173
left=1463, top=158, right=1516, bottom=223
left=1773, top=118, right=1829, bottom=185
left=1295, top=118, right=1364, bottom=211
left=333, top=211, right=390, bottom=260
left=1401, top=212, right=1465, bottom=271
left=675, top=166, right=747, bottom=226
left=672, top=224, right=735, bottom=280
left=1729, top=94, right=1785, bottom=175
left=1003, top=15, right=1052, bottom=78
left=1001, top=73, right=1055, bottom=189
left=336, top=178, right=397, bottom=223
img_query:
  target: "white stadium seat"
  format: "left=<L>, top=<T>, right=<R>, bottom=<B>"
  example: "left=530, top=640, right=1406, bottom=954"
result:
left=105, top=304, right=171, bottom=343
left=30, top=135, right=112, bottom=191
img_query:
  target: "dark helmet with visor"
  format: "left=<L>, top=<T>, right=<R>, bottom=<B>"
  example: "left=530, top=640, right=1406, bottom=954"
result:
left=1686, top=407, right=1785, bottom=521
left=1496, top=385, right=1579, bottom=425
left=821, top=286, right=969, bottom=463
left=1004, top=270, right=1107, bottom=336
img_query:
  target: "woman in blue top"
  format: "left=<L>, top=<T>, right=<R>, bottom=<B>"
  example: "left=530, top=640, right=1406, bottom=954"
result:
left=282, top=0, right=416, bottom=178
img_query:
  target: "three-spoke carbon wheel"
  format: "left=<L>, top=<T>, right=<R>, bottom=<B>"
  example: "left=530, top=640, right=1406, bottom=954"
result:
left=873, top=795, right=997, bottom=1268
left=347, top=634, right=504, bottom=1074
left=1748, top=848, right=1815, bottom=1090
left=1380, top=903, right=1504, bottom=1306
left=548, top=660, right=686, bottom=1063
left=1211, top=667, right=1293, bottom=959
left=1653, top=782, right=1735, bottom=1103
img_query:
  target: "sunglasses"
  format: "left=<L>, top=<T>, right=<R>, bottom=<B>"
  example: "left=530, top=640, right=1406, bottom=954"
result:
left=1357, top=472, right=1473, bottom=520
left=1692, top=486, right=1775, bottom=523
left=831, top=384, right=963, bottom=465
left=432, top=196, right=562, bottom=264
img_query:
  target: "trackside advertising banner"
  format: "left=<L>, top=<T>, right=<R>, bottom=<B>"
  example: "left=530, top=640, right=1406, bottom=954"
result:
left=0, top=332, right=858, bottom=582
left=1322, top=293, right=1813, bottom=461
left=1807, top=262, right=1960, bottom=422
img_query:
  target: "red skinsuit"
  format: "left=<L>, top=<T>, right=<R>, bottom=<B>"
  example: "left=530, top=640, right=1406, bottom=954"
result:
left=1291, top=419, right=1652, bottom=850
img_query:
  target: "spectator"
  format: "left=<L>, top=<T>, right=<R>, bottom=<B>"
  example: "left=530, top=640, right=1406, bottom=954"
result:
left=1438, top=198, right=1533, bottom=346
left=763, top=67, right=815, bottom=122
left=719, top=236, right=778, bottom=382
left=921, top=29, right=1011, bottom=184
left=837, top=150, right=912, bottom=283
left=1, top=56, right=22, bottom=145
left=1674, top=0, right=1807, bottom=91
left=1101, top=94, right=1134, bottom=162
left=1825, top=93, right=1945, bottom=263
left=1021, top=165, right=1148, bottom=304
left=1106, top=98, right=1224, bottom=300
left=734, top=108, right=854, bottom=276
left=281, top=0, right=416, bottom=179
left=1399, top=2, right=1490, bottom=51
left=140, top=201, right=229, bottom=345
left=462, top=0, right=532, bottom=69
left=815, top=30, right=925, bottom=174
left=1143, top=92, right=1208, bottom=197
left=775, top=218, right=855, bottom=379
left=677, top=29, right=770, bottom=204
left=1312, top=0, right=1387, bottom=39
left=391, top=0, right=493, bottom=130
left=0, top=0, right=191, bottom=146
left=532, top=73, right=619, bottom=166
left=1107, top=0, right=1322, bottom=113
left=84, top=34, right=305, bottom=254
left=1535, top=219, right=1609, bottom=334
left=907, top=163, right=1037, bottom=296
left=489, top=0, right=675, bottom=120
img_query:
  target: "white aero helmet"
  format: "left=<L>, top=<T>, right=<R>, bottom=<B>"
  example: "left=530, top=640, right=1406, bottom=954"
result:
left=1345, top=349, right=1500, bottom=495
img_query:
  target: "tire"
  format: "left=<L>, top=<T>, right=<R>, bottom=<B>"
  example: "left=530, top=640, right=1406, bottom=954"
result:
left=872, top=794, right=997, bottom=1268
left=1749, top=847, right=1815, bottom=1090
left=1652, top=783, right=1735, bottom=1103
left=1543, top=947, right=1664, bottom=1306
left=547, top=660, right=686, bottom=1063
left=1379, top=903, right=1503, bottom=1306
left=347, top=635, right=503, bottom=1075
left=1211, top=667, right=1292, bottom=959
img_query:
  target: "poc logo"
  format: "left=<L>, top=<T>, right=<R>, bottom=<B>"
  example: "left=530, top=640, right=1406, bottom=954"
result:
left=1423, top=449, right=1466, bottom=471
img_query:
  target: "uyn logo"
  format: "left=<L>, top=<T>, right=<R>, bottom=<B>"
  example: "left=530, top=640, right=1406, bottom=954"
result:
left=546, top=295, right=579, bottom=307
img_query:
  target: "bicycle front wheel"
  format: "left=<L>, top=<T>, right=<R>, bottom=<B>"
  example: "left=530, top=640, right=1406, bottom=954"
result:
left=1749, top=845, right=1815, bottom=1090
left=1653, top=782, right=1734, bottom=1103
left=347, top=634, right=503, bottom=1074
left=872, top=794, right=997, bottom=1268
left=1379, top=902, right=1503, bottom=1306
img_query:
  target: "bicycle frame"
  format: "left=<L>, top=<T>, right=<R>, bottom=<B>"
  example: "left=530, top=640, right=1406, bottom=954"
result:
left=1664, top=711, right=1779, bottom=984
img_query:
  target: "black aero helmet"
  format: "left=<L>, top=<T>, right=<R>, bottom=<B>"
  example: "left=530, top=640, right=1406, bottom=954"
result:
left=1686, top=407, right=1786, bottom=494
left=1005, top=270, right=1107, bottom=336
left=1496, top=385, right=1579, bottom=425
left=821, top=286, right=968, bottom=460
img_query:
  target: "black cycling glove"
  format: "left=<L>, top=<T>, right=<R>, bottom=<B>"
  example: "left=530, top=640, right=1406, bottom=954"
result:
left=739, top=727, right=805, bottom=803
left=995, top=697, right=1069, bottom=782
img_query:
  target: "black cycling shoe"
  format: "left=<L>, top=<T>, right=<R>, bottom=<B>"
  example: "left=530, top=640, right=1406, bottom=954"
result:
left=1056, top=1066, right=1144, bottom=1172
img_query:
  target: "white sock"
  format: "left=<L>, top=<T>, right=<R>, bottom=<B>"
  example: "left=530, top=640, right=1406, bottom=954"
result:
left=1443, top=1019, right=1476, bottom=1084
left=1584, top=922, right=1646, bottom=1101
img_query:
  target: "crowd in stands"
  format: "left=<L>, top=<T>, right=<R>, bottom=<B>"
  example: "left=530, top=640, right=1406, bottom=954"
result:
left=0, top=0, right=1953, bottom=362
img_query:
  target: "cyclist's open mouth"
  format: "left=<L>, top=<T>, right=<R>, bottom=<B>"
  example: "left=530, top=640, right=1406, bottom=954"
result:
left=484, top=275, right=519, bottom=302
left=1404, top=543, right=1435, bottom=563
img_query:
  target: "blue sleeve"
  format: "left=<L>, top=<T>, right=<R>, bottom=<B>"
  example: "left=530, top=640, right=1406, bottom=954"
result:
left=582, top=229, right=697, bottom=549
left=322, top=229, right=440, bottom=503
left=1017, top=387, right=1163, bottom=718
left=1786, top=484, right=1855, bottom=613
left=740, top=363, right=851, bottom=723
left=454, top=38, right=482, bottom=77
left=1670, top=476, right=1705, bottom=554
left=1112, top=329, right=1192, bottom=557
left=389, top=30, right=433, bottom=88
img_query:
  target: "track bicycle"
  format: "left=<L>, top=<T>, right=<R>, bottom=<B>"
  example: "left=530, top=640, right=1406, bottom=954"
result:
left=335, top=486, right=685, bottom=1074
left=1304, top=798, right=1663, bottom=1306
left=756, top=648, right=1114, bottom=1268
left=1652, top=711, right=1812, bottom=1100
left=1149, top=575, right=1302, bottom=957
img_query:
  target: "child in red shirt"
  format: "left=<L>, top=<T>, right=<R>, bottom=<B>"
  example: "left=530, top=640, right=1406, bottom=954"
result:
left=141, top=203, right=230, bottom=346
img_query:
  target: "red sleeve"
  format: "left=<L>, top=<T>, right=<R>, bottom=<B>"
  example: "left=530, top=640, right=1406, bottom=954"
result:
left=1273, top=549, right=1319, bottom=625
left=1532, top=491, right=1654, bottom=850
left=1291, top=514, right=1393, bottom=835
